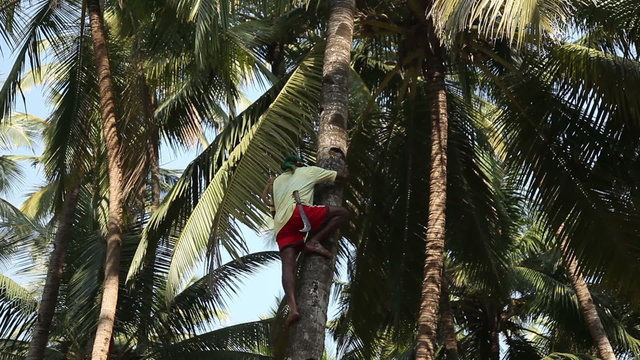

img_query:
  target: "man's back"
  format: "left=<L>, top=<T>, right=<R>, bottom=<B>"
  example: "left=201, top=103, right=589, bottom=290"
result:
left=272, top=166, right=336, bottom=235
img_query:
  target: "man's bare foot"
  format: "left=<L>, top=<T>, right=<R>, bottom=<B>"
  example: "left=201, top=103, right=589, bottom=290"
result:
left=286, top=310, right=301, bottom=327
left=304, top=241, right=332, bottom=258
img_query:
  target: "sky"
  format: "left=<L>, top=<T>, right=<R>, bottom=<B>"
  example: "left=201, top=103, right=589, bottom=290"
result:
left=1, top=35, right=343, bottom=355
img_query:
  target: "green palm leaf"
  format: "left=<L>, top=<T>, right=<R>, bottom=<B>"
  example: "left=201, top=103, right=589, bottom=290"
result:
left=149, top=251, right=280, bottom=340
left=0, top=274, right=36, bottom=346
left=0, top=0, right=81, bottom=120
left=0, top=113, right=42, bottom=151
left=429, top=0, right=574, bottom=46
left=158, top=319, right=272, bottom=357
left=549, top=43, right=640, bottom=126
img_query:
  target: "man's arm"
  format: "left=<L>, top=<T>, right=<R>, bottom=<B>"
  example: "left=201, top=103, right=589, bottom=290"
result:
left=260, top=176, right=275, bottom=215
left=309, top=165, right=347, bottom=185
left=334, top=169, right=348, bottom=184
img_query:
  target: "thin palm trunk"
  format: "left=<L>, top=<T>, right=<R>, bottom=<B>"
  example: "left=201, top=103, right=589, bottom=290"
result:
left=562, top=242, right=616, bottom=360
left=140, top=73, right=161, bottom=209
left=149, top=131, right=161, bottom=208
left=488, top=304, right=500, bottom=360
left=416, top=23, right=449, bottom=360
left=440, top=278, right=459, bottom=360
left=285, top=0, right=354, bottom=358
left=26, top=186, right=81, bottom=360
left=268, top=42, right=285, bottom=78
left=87, top=0, right=127, bottom=358
left=124, top=73, right=160, bottom=348
left=138, top=71, right=160, bottom=346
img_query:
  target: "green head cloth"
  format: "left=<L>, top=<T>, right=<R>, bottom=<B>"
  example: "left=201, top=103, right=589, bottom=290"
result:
left=281, top=154, right=301, bottom=171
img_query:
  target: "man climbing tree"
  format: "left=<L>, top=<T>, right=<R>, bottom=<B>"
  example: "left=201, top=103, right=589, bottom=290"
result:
left=262, top=154, right=348, bottom=326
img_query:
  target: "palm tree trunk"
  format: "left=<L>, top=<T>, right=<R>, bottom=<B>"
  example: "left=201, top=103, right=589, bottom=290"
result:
left=86, top=0, right=127, bottom=358
left=562, top=243, right=616, bottom=360
left=139, top=74, right=161, bottom=209
left=26, top=186, right=81, bottom=360
left=489, top=311, right=500, bottom=360
left=137, top=70, right=160, bottom=347
left=149, top=130, right=161, bottom=208
left=268, top=42, right=285, bottom=78
left=440, top=278, right=458, bottom=360
left=416, top=23, right=449, bottom=360
left=285, top=0, right=354, bottom=358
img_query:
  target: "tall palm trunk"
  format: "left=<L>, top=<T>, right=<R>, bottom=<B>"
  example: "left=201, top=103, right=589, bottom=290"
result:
left=138, top=68, right=161, bottom=209
left=137, top=68, right=160, bottom=347
left=562, top=242, right=616, bottom=360
left=440, top=278, right=459, bottom=360
left=86, top=0, right=127, bottom=358
left=416, top=23, right=449, bottom=360
left=26, top=186, right=81, bottom=360
left=285, top=0, right=354, bottom=358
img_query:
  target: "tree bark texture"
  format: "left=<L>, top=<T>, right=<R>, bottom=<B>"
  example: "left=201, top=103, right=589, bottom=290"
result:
left=562, top=244, right=617, bottom=360
left=440, top=278, right=459, bottom=360
left=26, top=186, right=81, bottom=360
left=285, top=1, right=354, bottom=359
left=87, top=0, right=127, bottom=359
left=416, top=27, right=449, bottom=360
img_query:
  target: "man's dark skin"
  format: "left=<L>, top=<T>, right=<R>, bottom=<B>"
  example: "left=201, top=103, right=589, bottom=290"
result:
left=262, top=160, right=348, bottom=326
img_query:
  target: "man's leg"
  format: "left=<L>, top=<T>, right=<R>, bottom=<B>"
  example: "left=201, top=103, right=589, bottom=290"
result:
left=306, top=206, right=348, bottom=247
left=280, top=246, right=301, bottom=326
left=304, top=240, right=332, bottom=258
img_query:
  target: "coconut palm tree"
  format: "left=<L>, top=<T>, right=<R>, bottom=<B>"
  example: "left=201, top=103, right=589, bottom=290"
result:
left=0, top=0, right=130, bottom=355
left=284, top=0, right=354, bottom=358
left=84, top=1, right=131, bottom=356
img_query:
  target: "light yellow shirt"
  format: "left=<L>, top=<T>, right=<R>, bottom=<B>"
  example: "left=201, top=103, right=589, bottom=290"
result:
left=273, top=166, right=337, bottom=235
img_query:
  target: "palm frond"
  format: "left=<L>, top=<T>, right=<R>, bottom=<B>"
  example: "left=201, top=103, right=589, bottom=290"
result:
left=0, top=198, right=43, bottom=262
left=151, top=251, right=280, bottom=339
left=169, top=0, right=236, bottom=67
left=549, top=43, right=640, bottom=126
left=543, top=353, right=598, bottom=360
left=19, top=182, right=57, bottom=222
left=42, top=29, right=100, bottom=186
left=157, top=319, right=272, bottom=357
left=0, top=156, right=23, bottom=195
left=0, top=0, right=81, bottom=120
left=0, top=0, right=25, bottom=43
left=429, top=0, right=574, bottom=46
left=0, top=112, right=43, bottom=151
left=0, top=274, right=37, bottom=344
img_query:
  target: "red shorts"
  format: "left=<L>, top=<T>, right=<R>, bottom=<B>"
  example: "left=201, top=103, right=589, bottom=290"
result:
left=276, top=205, right=328, bottom=252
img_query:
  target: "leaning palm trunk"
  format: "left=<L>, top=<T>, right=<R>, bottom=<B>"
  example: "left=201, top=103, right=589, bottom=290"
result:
left=285, top=0, right=354, bottom=358
left=561, top=241, right=616, bottom=360
left=416, top=23, right=449, bottom=360
left=87, top=0, right=127, bottom=358
left=26, top=186, right=81, bottom=360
